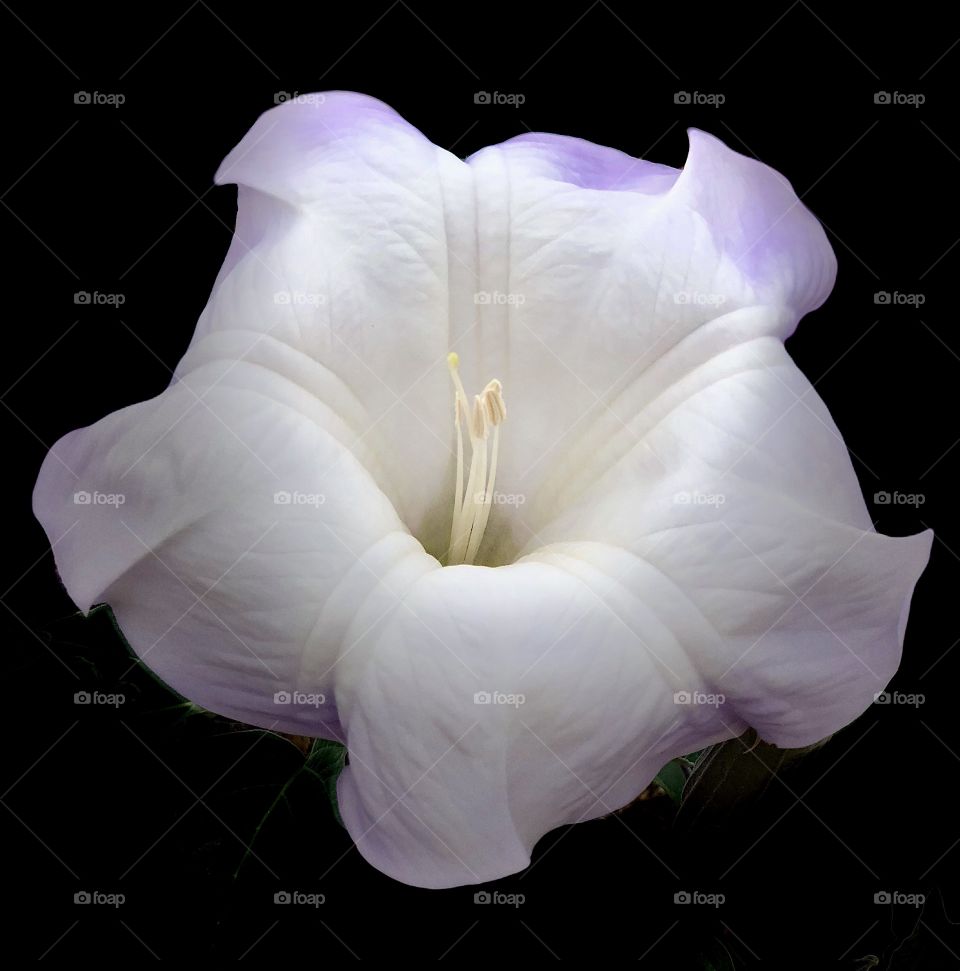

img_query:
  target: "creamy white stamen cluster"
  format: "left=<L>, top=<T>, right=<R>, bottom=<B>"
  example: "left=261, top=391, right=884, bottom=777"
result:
left=445, top=352, right=507, bottom=566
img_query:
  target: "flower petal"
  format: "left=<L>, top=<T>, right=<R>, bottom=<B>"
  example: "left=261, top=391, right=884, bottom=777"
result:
left=335, top=507, right=929, bottom=887
left=33, top=349, right=438, bottom=735
left=462, top=128, right=837, bottom=563
left=334, top=561, right=733, bottom=888
left=206, top=91, right=477, bottom=557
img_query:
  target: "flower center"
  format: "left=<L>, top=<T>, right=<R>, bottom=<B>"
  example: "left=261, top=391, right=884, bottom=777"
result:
left=445, top=352, right=506, bottom=566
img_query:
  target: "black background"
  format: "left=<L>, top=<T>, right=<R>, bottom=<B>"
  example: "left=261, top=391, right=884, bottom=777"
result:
left=2, top=1, right=958, bottom=965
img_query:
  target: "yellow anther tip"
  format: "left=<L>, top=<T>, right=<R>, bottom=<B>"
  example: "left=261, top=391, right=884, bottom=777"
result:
left=447, top=352, right=460, bottom=370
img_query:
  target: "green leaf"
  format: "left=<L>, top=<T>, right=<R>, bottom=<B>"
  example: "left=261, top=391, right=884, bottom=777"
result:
left=304, top=738, right=347, bottom=827
left=677, top=728, right=831, bottom=826
left=653, top=758, right=688, bottom=804
left=696, top=932, right=752, bottom=970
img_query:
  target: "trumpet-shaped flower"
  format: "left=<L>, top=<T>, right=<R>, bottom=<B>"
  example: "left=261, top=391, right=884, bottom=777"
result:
left=33, top=92, right=931, bottom=888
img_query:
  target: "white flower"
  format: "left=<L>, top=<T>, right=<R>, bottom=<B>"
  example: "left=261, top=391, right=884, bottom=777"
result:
left=33, top=93, right=931, bottom=888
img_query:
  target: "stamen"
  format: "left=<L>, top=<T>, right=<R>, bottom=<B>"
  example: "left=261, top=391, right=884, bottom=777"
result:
left=452, top=393, right=464, bottom=529
left=446, top=355, right=506, bottom=566
left=470, top=395, right=486, bottom=441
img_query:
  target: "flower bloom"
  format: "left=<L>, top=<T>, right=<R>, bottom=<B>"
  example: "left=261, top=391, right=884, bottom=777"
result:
left=34, top=93, right=931, bottom=888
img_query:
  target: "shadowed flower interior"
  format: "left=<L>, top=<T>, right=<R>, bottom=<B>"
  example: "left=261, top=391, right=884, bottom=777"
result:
left=33, top=91, right=931, bottom=889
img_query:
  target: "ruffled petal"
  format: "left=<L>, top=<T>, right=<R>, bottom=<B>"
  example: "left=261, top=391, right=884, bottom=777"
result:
left=335, top=561, right=734, bottom=888
left=201, top=91, right=477, bottom=556
left=462, top=128, right=837, bottom=563
left=33, top=351, right=437, bottom=736
left=336, top=502, right=929, bottom=887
